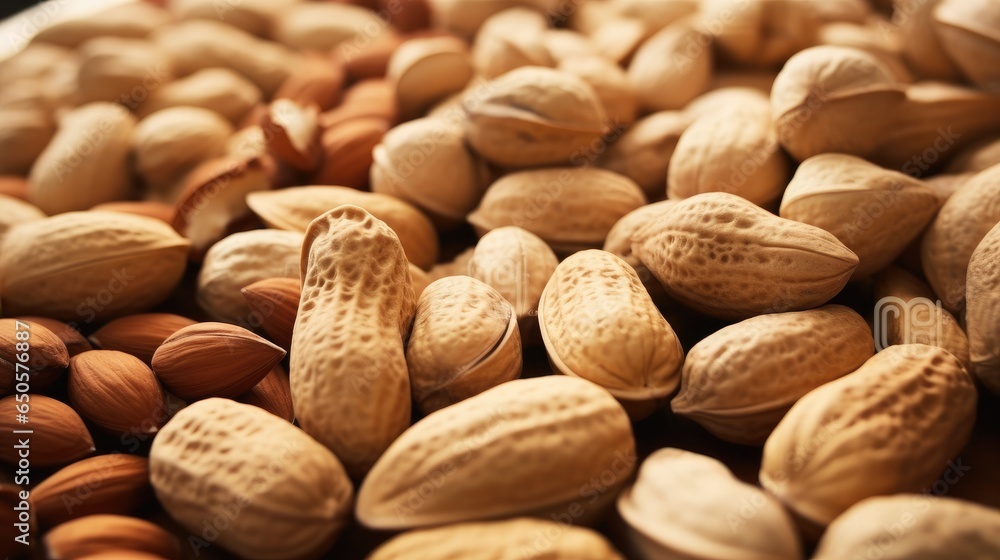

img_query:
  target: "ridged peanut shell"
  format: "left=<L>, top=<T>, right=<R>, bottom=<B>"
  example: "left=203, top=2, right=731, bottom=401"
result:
left=603, top=200, right=677, bottom=289
left=407, top=276, right=521, bottom=414
left=671, top=305, right=874, bottom=445
left=921, top=163, right=1000, bottom=313
left=780, top=154, right=940, bottom=279
left=150, top=399, right=352, bottom=560
left=290, top=205, right=416, bottom=479
left=760, top=345, right=977, bottom=528
left=247, top=186, right=439, bottom=269
left=632, top=192, right=859, bottom=320
left=0, top=212, right=190, bottom=321
left=628, top=22, right=712, bottom=112
left=356, top=376, right=636, bottom=530
left=814, top=495, right=1000, bottom=559
left=31, top=454, right=150, bottom=529
left=68, top=350, right=168, bottom=436
left=539, top=250, right=683, bottom=419
left=967, top=221, right=1000, bottom=394
left=468, top=167, right=646, bottom=253
left=618, top=449, right=802, bottom=560
left=370, top=518, right=624, bottom=560
left=89, top=313, right=196, bottom=366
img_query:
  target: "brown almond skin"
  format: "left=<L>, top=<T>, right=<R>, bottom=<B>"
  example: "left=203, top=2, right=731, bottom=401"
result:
left=275, top=53, right=345, bottom=111
left=238, top=366, right=295, bottom=423
left=1, top=484, right=25, bottom=559
left=0, top=394, right=94, bottom=468
left=1, top=318, right=70, bottom=395
left=89, top=314, right=197, bottom=366
left=241, top=278, right=301, bottom=352
left=632, top=192, right=860, bottom=320
left=31, top=454, right=150, bottom=529
left=17, top=316, right=92, bottom=357
left=151, top=322, right=286, bottom=400
left=313, top=117, right=390, bottom=190
left=44, top=514, right=181, bottom=560
left=68, top=350, right=168, bottom=436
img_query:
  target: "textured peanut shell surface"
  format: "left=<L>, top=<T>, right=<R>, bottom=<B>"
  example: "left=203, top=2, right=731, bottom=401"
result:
left=967, top=221, right=1000, bottom=394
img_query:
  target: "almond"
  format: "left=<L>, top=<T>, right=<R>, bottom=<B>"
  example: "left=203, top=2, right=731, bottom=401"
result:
left=356, top=376, right=636, bottom=530
left=246, top=185, right=440, bottom=269
left=0, top=211, right=191, bottom=322
left=241, top=278, right=301, bottom=353
left=151, top=322, right=286, bottom=400
left=318, top=79, right=398, bottom=129
left=31, top=454, right=150, bottom=529
left=0, top=394, right=95, bottom=468
left=196, top=229, right=302, bottom=324
left=275, top=53, right=345, bottom=111
left=238, top=365, right=295, bottom=423
left=1, top=318, right=70, bottom=395
left=632, top=192, right=859, bottom=320
left=260, top=99, right=321, bottom=172
left=313, top=116, right=390, bottom=190
left=760, top=345, right=976, bottom=530
left=407, top=276, right=521, bottom=414
left=671, top=305, right=874, bottom=445
left=618, top=448, right=802, bottom=560
left=370, top=518, right=625, bottom=559
left=967, top=220, right=1000, bottom=394
left=150, top=398, right=352, bottom=559
left=539, top=250, right=684, bottom=419
left=16, top=316, right=92, bottom=357
left=88, top=314, right=197, bottom=366
left=291, top=206, right=416, bottom=478
left=68, top=351, right=168, bottom=436
left=44, top=514, right=181, bottom=560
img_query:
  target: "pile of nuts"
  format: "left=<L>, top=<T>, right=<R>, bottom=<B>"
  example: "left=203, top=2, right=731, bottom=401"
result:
left=1, top=0, right=999, bottom=558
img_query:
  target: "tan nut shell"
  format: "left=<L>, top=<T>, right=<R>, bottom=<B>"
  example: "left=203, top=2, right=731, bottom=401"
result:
left=463, top=66, right=607, bottom=168
left=133, top=107, right=233, bottom=189
left=539, top=250, right=683, bottom=418
left=356, top=376, right=636, bottom=530
left=472, top=8, right=553, bottom=79
left=139, top=68, right=262, bottom=123
left=407, top=276, right=521, bottom=414
left=150, top=398, right=353, bottom=560
left=389, top=36, right=474, bottom=119
left=781, top=154, right=940, bottom=279
left=290, top=205, right=416, bottom=479
left=672, top=305, right=874, bottom=445
left=760, top=345, right=977, bottom=528
left=0, top=212, right=190, bottom=321
left=618, top=448, right=802, bottom=560
left=633, top=193, right=858, bottom=320
left=468, top=167, right=646, bottom=253
left=597, top=110, right=689, bottom=198
left=628, top=21, right=712, bottom=112
left=967, top=221, right=1000, bottom=394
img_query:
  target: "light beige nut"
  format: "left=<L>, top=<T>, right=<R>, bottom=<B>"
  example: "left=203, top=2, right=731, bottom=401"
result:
left=31, top=3, right=171, bottom=47
left=272, top=2, right=390, bottom=52
left=370, top=518, right=624, bottom=559
left=0, top=108, right=54, bottom=175
left=618, top=448, right=803, bottom=560
left=542, top=29, right=599, bottom=63
left=559, top=55, right=638, bottom=126
left=967, top=220, right=1000, bottom=394
left=151, top=322, right=286, bottom=400
left=407, top=276, right=521, bottom=414
left=921, top=162, right=1000, bottom=313
left=133, top=107, right=233, bottom=191
left=89, top=313, right=197, bottom=366
left=150, top=398, right=352, bottom=560
left=371, top=117, right=489, bottom=225
left=603, top=200, right=677, bottom=289
left=814, top=495, right=1000, bottom=559
left=90, top=201, right=175, bottom=224
left=597, top=111, right=689, bottom=198
left=933, top=0, right=1000, bottom=91
left=28, top=103, right=136, bottom=215
left=389, top=36, right=474, bottom=119
left=0, top=194, right=45, bottom=241
left=699, top=0, right=822, bottom=65
left=139, top=68, right=262, bottom=123
left=196, top=229, right=302, bottom=324
left=780, top=153, right=940, bottom=278
left=539, top=250, right=683, bottom=419
left=463, top=66, right=607, bottom=168
left=0, top=394, right=94, bottom=468
left=44, top=514, right=181, bottom=560
left=68, top=350, right=168, bottom=436
left=632, top=192, right=859, bottom=320
left=290, top=205, right=416, bottom=479
left=247, top=185, right=440, bottom=269
left=469, top=167, right=647, bottom=253
left=628, top=21, right=712, bottom=112
left=468, top=226, right=558, bottom=338
left=669, top=100, right=789, bottom=208
left=873, top=266, right=970, bottom=369
left=760, top=344, right=976, bottom=529
left=946, top=134, right=1000, bottom=174
left=31, top=455, right=150, bottom=529
left=0, top=212, right=190, bottom=321
left=76, top=37, right=174, bottom=105
left=672, top=305, right=874, bottom=445
left=472, top=7, right=553, bottom=79
left=261, top=98, right=321, bottom=172
left=356, top=376, right=636, bottom=530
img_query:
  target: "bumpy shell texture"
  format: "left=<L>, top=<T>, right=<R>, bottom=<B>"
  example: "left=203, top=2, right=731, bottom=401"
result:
left=967, top=221, right=1000, bottom=394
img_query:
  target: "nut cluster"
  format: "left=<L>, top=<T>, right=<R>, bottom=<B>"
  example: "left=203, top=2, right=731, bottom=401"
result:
left=1, top=0, right=1000, bottom=558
